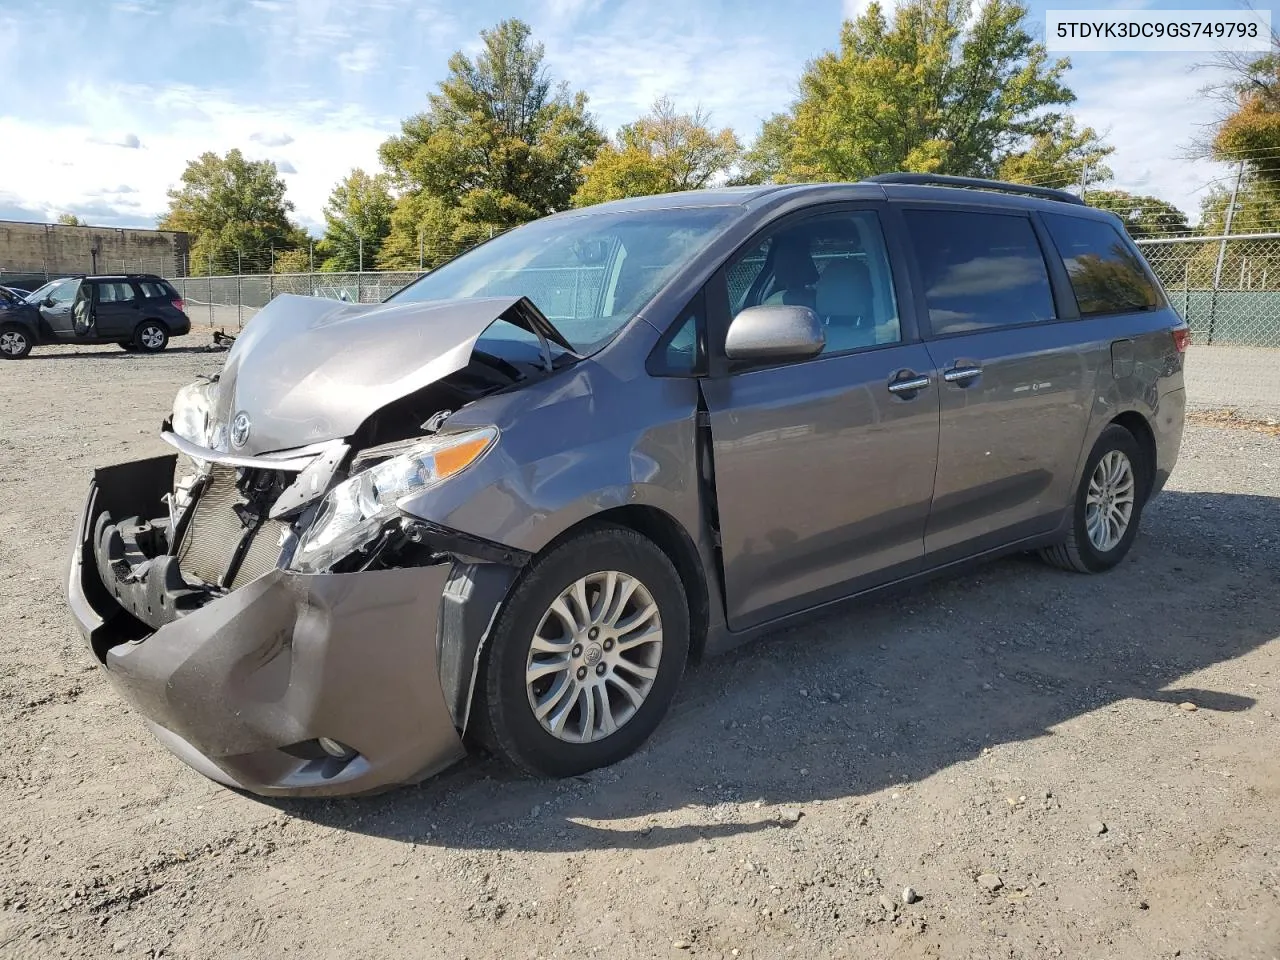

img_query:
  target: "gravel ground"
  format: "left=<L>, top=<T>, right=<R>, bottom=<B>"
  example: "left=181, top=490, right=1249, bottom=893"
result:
left=1183, top=345, right=1280, bottom=421
left=2, top=334, right=1278, bottom=960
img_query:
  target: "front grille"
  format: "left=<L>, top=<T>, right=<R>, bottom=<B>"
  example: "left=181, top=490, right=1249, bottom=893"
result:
left=175, top=466, right=288, bottom=588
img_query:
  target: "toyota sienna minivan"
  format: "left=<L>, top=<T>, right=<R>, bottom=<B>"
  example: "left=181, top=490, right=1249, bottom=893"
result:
left=66, top=174, right=1187, bottom=796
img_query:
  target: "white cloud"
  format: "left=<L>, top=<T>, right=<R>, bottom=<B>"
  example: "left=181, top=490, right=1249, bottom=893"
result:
left=337, top=42, right=379, bottom=74
left=0, top=83, right=390, bottom=233
left=842, top=0, right=901, bottom=20
left=251, top=131, right=295, bottom=147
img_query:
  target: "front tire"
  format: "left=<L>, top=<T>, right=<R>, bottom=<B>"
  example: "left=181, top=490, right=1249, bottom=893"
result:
left=478, top=526, right=689, bottom=778
left=134, top=321, right=169, bottom=353
left=1041, top=424, right=1146, bottom=573
left=0, top=323, right=33, bottom=359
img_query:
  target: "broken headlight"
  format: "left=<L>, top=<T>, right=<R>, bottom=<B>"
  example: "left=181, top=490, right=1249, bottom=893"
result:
left=289, top=426, right=498, bottom=574
left=171, top=379, right=218, bottom=448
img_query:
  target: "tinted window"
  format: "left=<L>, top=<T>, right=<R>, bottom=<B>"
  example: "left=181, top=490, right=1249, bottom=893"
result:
left=1043, top=214, right=1158, bottom=316
left=728, top=212, right=901, bottom=355
left=904, top=210, right=1055, bottom=335
left=140, top=281, right=169, bottom=298
left=96, top=282, right=137, bottom=303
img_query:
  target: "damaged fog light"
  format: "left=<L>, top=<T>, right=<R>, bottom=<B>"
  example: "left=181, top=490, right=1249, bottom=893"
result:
left=289, top=426, right=497, bottom=574
left=317, top=737, right=356, bottom=760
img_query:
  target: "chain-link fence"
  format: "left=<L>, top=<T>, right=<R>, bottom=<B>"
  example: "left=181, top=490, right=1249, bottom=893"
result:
left=1135, top=233, right=1280, bottom=348
left=170, top=271, right=426, bottom=328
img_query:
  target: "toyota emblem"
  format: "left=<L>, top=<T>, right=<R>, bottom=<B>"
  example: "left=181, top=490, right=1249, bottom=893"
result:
left=230, top=411, right=252, bottom=449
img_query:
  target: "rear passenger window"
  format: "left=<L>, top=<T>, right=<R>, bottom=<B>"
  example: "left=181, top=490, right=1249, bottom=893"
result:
left=1042, top=214, right=1158, bottom=316
left=97, top=282, right=137, bottom=303
left=903, top=210, right=1055, bottom=335
left=140, top=282, right=168, bottom=298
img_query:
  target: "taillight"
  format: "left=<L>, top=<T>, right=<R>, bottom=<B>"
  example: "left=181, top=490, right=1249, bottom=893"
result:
left=1172, top=327, right=1190, bottom=353
left=171, top=298, right=185, bottom=313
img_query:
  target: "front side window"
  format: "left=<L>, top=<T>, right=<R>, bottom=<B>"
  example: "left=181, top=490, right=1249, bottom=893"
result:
left=904, top=210, right=1055, bottom=335
left=389, top=207, right=739, bottom=355
left=727, top=211, right=902, bottom=355
left=1043, top=213, right=1158, bottom=316
left=45, top=278, right=81, bottom=305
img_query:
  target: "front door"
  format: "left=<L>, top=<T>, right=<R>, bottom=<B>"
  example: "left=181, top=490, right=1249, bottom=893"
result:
left=899, top=206, right=1095, bottom=561
left=701, top=207, right=941, bottom=630
left=37, top=278, right=82, bottom=338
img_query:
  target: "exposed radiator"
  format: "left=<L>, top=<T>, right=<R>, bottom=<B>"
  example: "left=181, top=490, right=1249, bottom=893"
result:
left=175, top=466, right=288, bottom=588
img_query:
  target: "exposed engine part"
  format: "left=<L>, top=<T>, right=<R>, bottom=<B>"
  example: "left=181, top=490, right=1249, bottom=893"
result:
left=421, top=409, right=453, bottom=434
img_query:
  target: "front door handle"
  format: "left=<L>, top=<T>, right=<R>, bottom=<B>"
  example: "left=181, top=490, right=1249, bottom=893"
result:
left=887, top=372, right=931, bottom=396
left=943, top=365, right=982, bottom=385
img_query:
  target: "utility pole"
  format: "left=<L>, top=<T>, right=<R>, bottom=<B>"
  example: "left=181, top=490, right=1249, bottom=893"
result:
left=418, top=227, right=424, bottom=271
left=1079, top=160, right=1089, bottom=204
left=358, top=236, right=363, bottom=273
left=1207, top=161, right=1244, bottom=346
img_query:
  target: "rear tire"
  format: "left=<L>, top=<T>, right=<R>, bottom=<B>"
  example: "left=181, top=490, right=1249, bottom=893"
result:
left=0, top=323, right=33, bottom=359
left=134, top=321, right=169, bottom=353
left=1041, top=424, right=1146, bottom=573
left=478, top=526, right=689, bottom=778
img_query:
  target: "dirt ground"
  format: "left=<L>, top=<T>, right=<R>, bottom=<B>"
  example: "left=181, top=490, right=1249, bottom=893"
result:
left=1, top=336, right=1278, bottom=960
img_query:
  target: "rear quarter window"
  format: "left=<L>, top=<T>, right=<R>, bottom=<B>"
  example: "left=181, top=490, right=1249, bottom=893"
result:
left=1042, top=214, right=1158, bottom=316
left=140, top=281, right=173, bottom=299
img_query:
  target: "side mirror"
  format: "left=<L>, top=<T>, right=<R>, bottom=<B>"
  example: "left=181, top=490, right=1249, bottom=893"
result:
left=42, top=296, right=55, bottom=308
left=724, top=304, right=825, bottom=366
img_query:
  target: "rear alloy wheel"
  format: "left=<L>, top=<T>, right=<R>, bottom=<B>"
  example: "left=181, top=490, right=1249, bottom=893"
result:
left=134, top=321, right=169, bottom=353
left=479, top=526, right=689, bottom=777
left=0, top=324, right=33, bottom=359
left=1041, top=424, right=1146, bottom=573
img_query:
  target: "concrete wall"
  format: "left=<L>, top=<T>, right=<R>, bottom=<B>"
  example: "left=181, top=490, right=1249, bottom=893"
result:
left=0, top=220, right=191, bottom=284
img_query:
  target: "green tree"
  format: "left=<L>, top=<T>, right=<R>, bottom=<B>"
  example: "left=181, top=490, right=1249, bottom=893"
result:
left=56, top=213, right=84, bottom=226
left=733, top=114, right=795, bottom=185
left=749, top=0, right=1079, bottom=183
left=158, top=149, right=304, bottom=273
left=574, top=97, right=742, bottom=206
left=377, top=19, right=604, bottom=268
left=997, top=117, right=1113, bottom=191
left=1086, top=190, right=1190, bottom=238
left=316, top=168, right=394, bottom=271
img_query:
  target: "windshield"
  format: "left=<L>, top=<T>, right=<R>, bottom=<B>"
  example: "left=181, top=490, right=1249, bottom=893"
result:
left=24, top=281, right=56, bottom=303
left=388, top=206, right=740, bottom=353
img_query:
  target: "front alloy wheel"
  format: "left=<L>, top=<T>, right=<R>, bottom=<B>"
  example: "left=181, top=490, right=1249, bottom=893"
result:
left=525, top=571, right=664, bottom=743
left=0, top=325, right=32, bottom=359
left=480, top=526, right=688, bottom=777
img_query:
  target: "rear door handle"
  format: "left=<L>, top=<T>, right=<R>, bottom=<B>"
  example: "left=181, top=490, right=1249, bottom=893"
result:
left=943, top=365, right=982, bottom=385
left=887, top=372, right=931, bottom=396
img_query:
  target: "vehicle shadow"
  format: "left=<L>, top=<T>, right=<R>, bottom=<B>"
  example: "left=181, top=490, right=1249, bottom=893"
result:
left=27, top=346, right=220, bottom=360
left=266, top=489, right=1280, bottom=852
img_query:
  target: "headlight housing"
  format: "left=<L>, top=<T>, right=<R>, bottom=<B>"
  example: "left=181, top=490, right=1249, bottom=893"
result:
left=171, top=379, right=217, bottom=447
left=289, top=426, right=498, bottom=574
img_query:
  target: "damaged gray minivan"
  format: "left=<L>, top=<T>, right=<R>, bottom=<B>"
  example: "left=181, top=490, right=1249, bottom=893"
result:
left=66, top=175, right=1188, bottom=796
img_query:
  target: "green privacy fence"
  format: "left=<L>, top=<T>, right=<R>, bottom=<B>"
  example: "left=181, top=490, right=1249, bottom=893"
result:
left=1168, top=289, right=1280, bottom=347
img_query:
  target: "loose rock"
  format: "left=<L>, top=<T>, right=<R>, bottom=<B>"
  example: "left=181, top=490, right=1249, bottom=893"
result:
left=903, top=886, right=921, bottom=904
left=1091, top=821, right=1108, bottom=835
left=778, top=808, right=803, bottom=824
left=977, top=873, right=1003, bottom=892
left=1179, top=702, right=1198, bottom=712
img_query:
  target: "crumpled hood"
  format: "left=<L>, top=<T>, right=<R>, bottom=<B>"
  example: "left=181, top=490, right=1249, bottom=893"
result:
left=204, top=293, right=550, bottom=456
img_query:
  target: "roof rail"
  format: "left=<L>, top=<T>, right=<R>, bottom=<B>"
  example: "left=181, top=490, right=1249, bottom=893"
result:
left=865, top=173, right=1086, bottom=206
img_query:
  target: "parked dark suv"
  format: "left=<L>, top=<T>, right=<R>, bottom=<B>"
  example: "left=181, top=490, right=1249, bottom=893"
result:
left=0, top=274, right=191, bottom=359
left=68, top=175, right=1187, bottom=796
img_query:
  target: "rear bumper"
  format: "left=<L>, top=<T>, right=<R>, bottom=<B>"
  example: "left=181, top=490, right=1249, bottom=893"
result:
left=171, top=314, right=192, bottom=337
left=1151, top=386, right=1186, bottom=499
left=66, top=459, right=468, bottom=797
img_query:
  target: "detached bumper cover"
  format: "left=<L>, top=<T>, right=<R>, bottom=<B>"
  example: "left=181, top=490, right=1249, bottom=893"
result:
left=66, top=461, right=467, bottom=797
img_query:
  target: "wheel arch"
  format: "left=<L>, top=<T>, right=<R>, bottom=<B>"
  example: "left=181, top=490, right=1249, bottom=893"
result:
left=1108, top=410, right=1157, bottom=500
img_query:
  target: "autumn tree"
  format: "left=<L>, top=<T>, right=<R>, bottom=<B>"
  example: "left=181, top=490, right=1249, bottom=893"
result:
left=377, top=19, right=604, bottom=268
left=317, top=168, right=393, bottom=271
left=158, top=149, right=306, bottom=272
left=744, top=0, right=1095, bottom=184
left=997, top=117, right=1112, bottom=191
left=574, top=98, right=742, bottom=206
left=56, top=213, right=84, bottom=226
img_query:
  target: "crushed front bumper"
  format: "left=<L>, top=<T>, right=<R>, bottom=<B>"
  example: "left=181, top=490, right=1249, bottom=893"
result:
left=65, top=456, right=469, bottom=797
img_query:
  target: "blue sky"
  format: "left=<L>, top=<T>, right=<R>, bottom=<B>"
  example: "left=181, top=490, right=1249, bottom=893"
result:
left=0, top=0, right=1255, bottom=234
